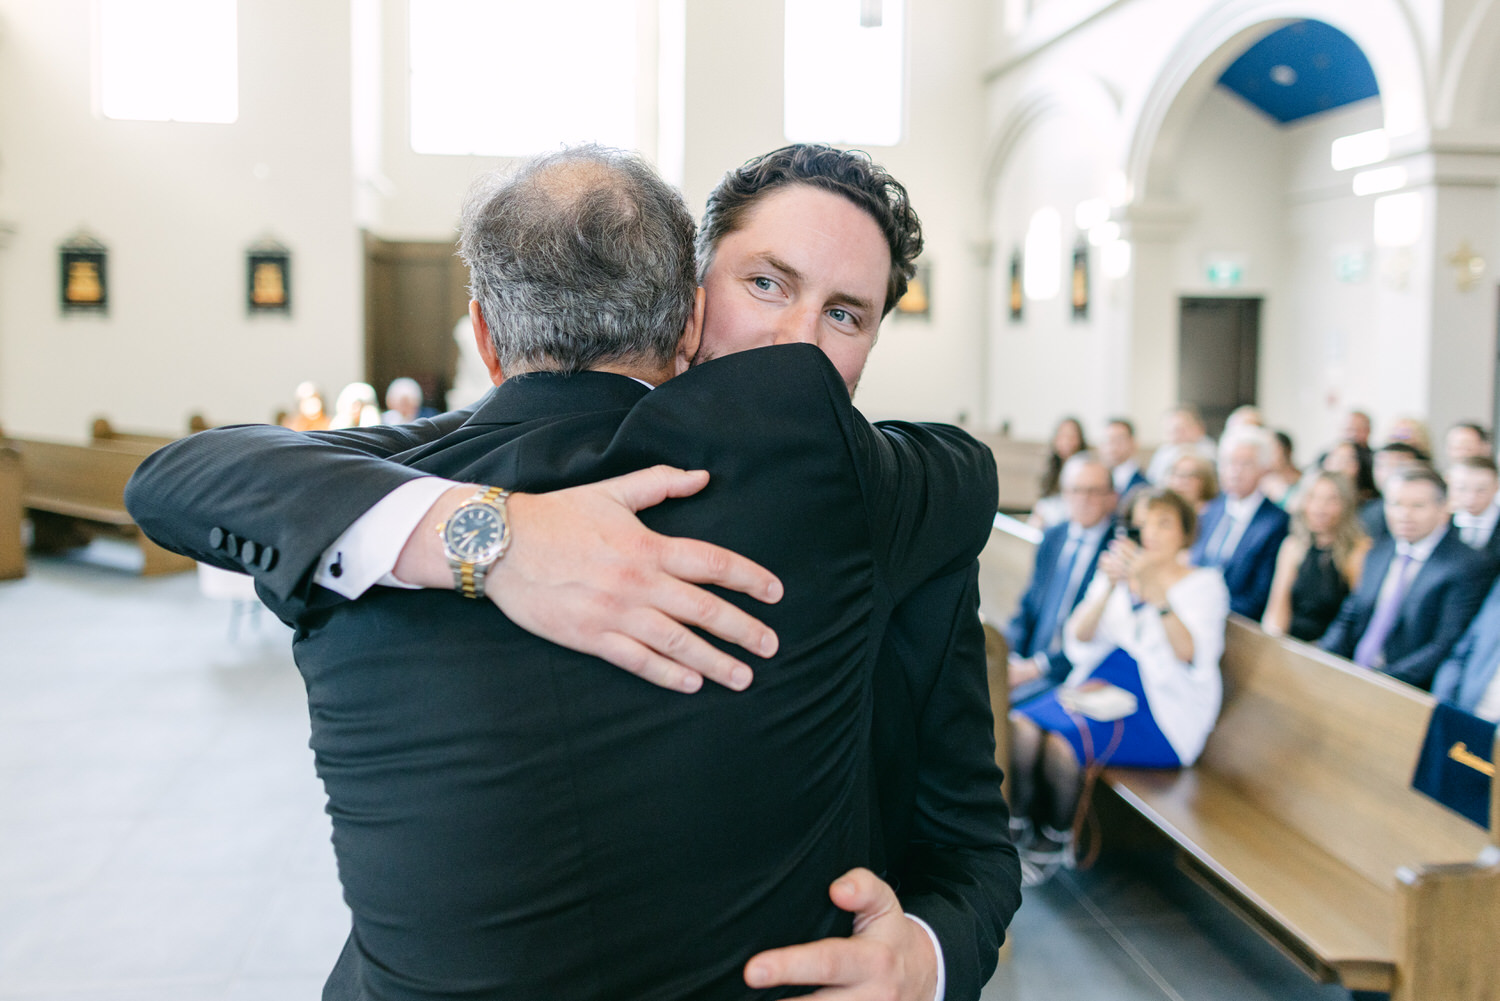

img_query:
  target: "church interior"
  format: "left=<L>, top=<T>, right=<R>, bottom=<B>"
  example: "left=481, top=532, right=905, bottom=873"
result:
left=3, top=0, right=1499, bottom=998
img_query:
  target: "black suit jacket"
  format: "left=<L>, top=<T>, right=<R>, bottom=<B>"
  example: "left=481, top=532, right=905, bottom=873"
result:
left=1318, top=529, right=1489, bottom=689
left=127, top=345, right=1018, bottom=1000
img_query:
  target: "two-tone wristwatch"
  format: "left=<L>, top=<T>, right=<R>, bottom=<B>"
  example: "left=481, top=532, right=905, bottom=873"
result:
left=438, top=486, right=512, bottom=599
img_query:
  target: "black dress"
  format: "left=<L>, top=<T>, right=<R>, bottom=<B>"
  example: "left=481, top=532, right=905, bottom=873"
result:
left=1289, top=543, right=1349, bottom=642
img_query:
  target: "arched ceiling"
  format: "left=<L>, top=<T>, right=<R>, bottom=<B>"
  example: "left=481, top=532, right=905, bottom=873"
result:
left=1217, top=19, right=1379, bottom=124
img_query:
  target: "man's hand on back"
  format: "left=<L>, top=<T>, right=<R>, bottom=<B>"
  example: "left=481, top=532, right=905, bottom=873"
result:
left=394, top=466, right=783, bottom=694
left=743, top=868, right=941, bottom=1001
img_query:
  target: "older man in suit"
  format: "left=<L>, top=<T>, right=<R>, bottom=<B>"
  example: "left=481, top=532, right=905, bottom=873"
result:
left=1190, top=426, right=1289, bottom=620
left=1319, top=466, right=1488, bottom=690
left=1006, top=453, right=1116, bottom=704
left=128, top=145, right=1018, bottom=1001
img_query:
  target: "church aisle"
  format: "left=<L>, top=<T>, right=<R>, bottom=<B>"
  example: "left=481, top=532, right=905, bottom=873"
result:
left=2, top=550, right=1353, bottom=1000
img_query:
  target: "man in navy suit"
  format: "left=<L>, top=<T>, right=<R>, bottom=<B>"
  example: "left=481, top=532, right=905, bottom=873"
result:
left=1448, top=456, right=1500, bottom=577
left=1006, top=454, right=1116, bottom=704
left=1432, top=575, right=1500, bottom=721
left=1100, top=419, right=1149, bottom=502
left=1320, top=467, right=1488, bottom=690
left=1189, top=426, right=1289, bottom=620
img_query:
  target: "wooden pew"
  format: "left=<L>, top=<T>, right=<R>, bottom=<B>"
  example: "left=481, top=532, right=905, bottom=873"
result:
left=978, top=518, right=1500, bottom=1000
left=90, top=414, right=208, bottom=453
left=13, top=438, right=192, bottom=575
left=0, top=435, right=23, bottom=579
left=971, top=434, right=1049, bottom=514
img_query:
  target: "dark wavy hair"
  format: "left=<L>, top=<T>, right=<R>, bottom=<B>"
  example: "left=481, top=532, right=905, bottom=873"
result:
left=696, top=144, right=923, bottom=316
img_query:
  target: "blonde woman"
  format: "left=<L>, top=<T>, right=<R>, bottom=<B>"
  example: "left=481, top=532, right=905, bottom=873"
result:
left=1166, top=452, right=1218, bottom=514
left=1261, top=471, right=1371, bottom=642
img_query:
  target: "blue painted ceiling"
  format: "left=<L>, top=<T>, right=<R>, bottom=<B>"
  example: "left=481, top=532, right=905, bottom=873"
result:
left=1217, top=20, right=1379, bottom=124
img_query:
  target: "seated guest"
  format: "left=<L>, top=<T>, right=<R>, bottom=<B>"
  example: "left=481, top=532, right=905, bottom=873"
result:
left=1385, top=416, right=1433, bottom=460
left=1029, top=416, right=1087, bottom=529
left=1166, top=452, right=1218, bottom=514
left=1145, top=404, right=1216, bottom=484
left=1343, top=409, right=1373, bottom=450
left=1261, top=430, right=1302, bottom=507
left=1100, top=418, right=1150, bottom=499
left=1190, top=427, right=1290, bottom=620
left=1006, top=454, right=1117, bottom=703
left=1449, top=456, right=1500, bottom=573
left=1224, top=404, right=1264, bottom=432
left=1431, top=575, right=1500, bottom=722
left=1322, top=439, right=1377, bottom=504
left=1445, top=421, right=1493, bottom=468
left=381, top=377, right=438, bottom=424
left=281, top=380, right=330, bottom=432
left=1319, top=467, right=1488, bottom=689
left=1360, top=441, right=1427, bottom=543
left=1262, top=472, right=1370, bottom=642
left=330, top=382, right=381, bottom=429
left=1010, top=488, right=1228, bottom=881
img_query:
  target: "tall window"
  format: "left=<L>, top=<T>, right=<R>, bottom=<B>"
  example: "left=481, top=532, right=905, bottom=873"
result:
left=98, top=0, right=238, bottom=123
left=784, top=0, right=904, bottom=147
left=409, top=0, right=637, bottom=156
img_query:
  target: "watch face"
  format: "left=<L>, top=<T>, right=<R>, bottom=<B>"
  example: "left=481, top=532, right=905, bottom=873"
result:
left=445, top=505, right=505, bottom=562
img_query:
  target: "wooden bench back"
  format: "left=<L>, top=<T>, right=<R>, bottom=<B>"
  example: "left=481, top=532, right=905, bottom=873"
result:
left=14, top=438, right=146, bottom=523
left=977, top=516, right=1040, bottom=631
left=90, top=417, right=174, bottom=454
left=0, top=439, right=23, bottom=579
left=1203, top=623, right=1493, bottom=889
left=971, top=434, right=1049, bottom=514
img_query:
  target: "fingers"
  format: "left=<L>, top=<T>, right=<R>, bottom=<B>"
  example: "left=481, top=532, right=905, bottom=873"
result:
left=744, top=938, right=885, bottom=992
left=657, top=535, right=783, bottom=605
left=587, top=632, right=704, bottom=694
left=827, top=868, right=900, bottom=929
left=619, top=607, right=756, bottom=691
left=601, top=465, right=711, bottom=511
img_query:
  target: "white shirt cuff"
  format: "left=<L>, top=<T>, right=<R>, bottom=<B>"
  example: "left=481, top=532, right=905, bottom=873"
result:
left=905, top=913, right=946, bottom=1001
left=313, top=477, right=459, bottom=598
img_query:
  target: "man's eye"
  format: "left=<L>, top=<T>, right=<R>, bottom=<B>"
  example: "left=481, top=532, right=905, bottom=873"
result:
left=829, top=308, right=851, bottom=324
left=753, top=276, right=775, bottom=291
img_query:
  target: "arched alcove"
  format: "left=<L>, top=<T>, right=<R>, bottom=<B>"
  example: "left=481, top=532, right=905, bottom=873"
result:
left=1128, top=0, right=1428, bottom=203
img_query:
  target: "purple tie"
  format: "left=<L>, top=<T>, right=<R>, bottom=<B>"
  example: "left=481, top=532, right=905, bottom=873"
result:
left=1353, top=552, right=1414, bottom=669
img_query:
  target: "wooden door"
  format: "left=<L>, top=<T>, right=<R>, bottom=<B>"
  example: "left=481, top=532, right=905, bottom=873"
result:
left=363, top=234, right=470, bottom=411
left=1178, top=296, right=1261, bottom=438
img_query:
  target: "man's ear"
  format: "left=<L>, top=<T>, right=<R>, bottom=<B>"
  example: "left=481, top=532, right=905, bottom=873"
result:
left=675, top=287, right=706, bottom=376
left=470, top=300, right=505, bottom=385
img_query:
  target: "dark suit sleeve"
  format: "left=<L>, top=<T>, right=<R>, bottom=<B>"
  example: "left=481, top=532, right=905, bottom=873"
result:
left=1383, top=552, right=1489, bottom=689
left=1231, top=515, right=1288, bottom=620
left=886, top=565, right=1021, bottom=1001
left=848, top=414, right=998, bottom=602
left=1003, top=534, right=1049, bottom=657
left=124, top=411, right=468, bottom=603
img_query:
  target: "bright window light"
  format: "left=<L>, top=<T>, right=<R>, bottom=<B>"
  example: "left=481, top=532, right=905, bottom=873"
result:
left=785, top=0, right=904, bottom=146
left=1373, top=192, right=1422, bottom=248
left=99, top=0, right=237, bottom=123
left=1087, top=221, right=1120, bottom=247
left=1074, top=198, right=1109, bottom=231
left=1023, top=207, right=1061, bottom=300
left=410, top=0, right=637, bottom=156
left=1352, top=165, right=1407, bottom=197
left=1331, top=128, right=1388, bottom=171
left=1102, top=239, right=1132, bottom=279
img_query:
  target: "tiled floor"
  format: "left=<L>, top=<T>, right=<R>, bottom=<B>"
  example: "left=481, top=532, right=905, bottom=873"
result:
left=2, top=548, right=1359, bottom=1000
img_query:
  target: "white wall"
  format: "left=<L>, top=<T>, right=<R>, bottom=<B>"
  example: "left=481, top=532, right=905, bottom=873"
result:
left=0, top=0, right=361, bottom=438
left=682, top=0, right=993, bottom=425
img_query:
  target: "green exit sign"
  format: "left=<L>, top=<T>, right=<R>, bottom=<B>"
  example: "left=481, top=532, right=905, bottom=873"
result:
left=1206, top=260, right=1243, bottom=287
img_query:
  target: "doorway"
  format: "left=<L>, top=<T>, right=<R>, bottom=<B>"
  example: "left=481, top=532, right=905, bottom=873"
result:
left=1178, top=296, right=1260, bottom=438
left=363, top=234, right=470, bottom=412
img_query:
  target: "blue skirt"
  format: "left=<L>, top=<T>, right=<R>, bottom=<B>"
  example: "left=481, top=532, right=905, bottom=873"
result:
left=1014, top=648, right=1180, bottom=768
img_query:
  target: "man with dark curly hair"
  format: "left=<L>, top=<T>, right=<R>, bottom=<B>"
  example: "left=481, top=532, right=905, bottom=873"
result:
left=127, top=144, right=1019, bottom=1001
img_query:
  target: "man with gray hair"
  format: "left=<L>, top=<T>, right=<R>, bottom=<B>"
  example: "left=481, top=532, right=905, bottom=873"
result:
left=128, top=146, right=1003, bottom=1000
left=1189, top=425, right=1290, bottom=619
